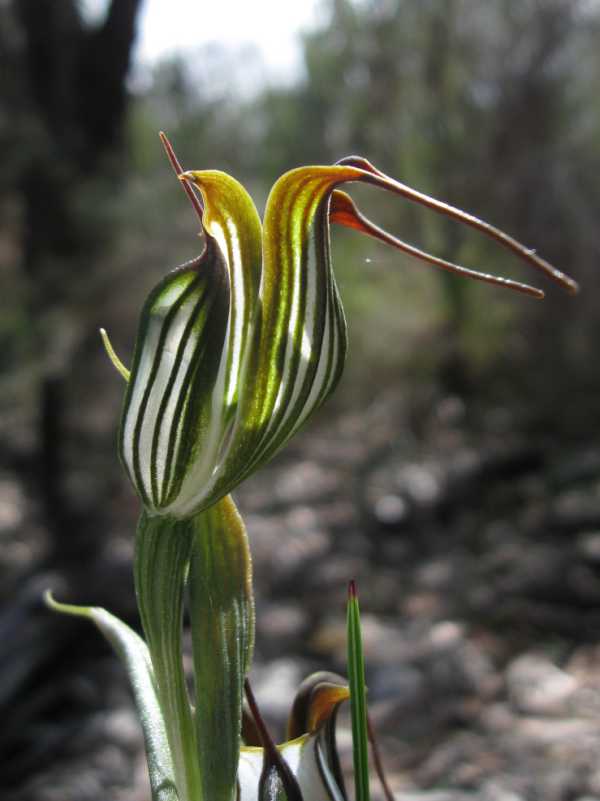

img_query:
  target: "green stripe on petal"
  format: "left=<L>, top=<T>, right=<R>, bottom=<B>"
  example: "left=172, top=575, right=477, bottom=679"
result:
left=245, top=168, right=360, bottom=447
left=210, top=166, right=361, bottom=493
left=119, top=238, right=230, bottom=516
left=169, top=172, right=263, bottom=519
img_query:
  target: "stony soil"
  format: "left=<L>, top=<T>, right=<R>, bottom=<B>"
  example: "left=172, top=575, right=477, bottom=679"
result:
left=3, top=389, right=600, bottom=801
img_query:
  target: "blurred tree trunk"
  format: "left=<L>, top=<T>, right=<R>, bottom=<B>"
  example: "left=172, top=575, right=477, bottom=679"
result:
left=12, top=0, right=142, bottom=562
left=0, top=1, right=143, bottom=783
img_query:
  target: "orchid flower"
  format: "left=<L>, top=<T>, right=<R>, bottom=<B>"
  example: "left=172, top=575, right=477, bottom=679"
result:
left=51, top=135, right=577, bottom=801
left=112, top=136, right=577, bottom=521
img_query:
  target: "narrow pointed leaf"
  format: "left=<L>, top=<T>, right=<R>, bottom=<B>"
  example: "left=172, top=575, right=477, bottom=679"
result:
left=189, top=494, right=255, bottom=801
left=134, top=514, right=200, bottom=801
left=45, top=593, right=178, bottom=801
left=347, top=581, right=370, bottom=801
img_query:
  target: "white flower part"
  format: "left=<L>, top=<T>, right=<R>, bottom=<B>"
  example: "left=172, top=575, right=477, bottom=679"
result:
left=238, top=734, right=345, bottom=801
left=238, top=748, right=263, bottom=801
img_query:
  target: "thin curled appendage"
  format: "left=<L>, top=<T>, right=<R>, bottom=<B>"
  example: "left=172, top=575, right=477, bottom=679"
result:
left=100, top=328, right=130, bottom=381
left=330, top=190, right=544, bottom=299
left=336, top=155, right=579, bottom=297
left=159, top=131, right=205, bottom=225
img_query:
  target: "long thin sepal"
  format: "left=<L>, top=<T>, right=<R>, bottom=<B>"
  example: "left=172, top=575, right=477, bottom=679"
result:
left=330, top=191, right=544, bottom=299
left=189, top=495, right=255, bottom=801
left=336, top=156, right=578, bottom=295
left=134, top=514, right=200, bottom=801
left=45, top=592, right=178, bottom=801
left=347, top=580, right=370, bottom=801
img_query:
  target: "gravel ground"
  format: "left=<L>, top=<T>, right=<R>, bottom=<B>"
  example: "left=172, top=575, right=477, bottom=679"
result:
left=3, top=389, right=600, bottom=801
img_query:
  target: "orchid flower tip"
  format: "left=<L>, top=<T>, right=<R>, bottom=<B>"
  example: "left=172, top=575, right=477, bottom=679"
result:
left=566, top=276, right=580, bottom=295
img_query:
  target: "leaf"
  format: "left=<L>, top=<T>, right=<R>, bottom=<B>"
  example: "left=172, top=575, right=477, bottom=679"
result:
left=134, top=513, right=201, bottom=801
left=347, top=581, right=370, bottom=801
left=189, top=494, right=255, bottom=801
left=45, top=592, right=178, bottom=801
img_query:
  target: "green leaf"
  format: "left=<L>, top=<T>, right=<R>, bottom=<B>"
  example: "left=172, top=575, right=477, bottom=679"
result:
left=347, top=581, right=370, bottom=801
left=189, top=494, right=255, bottom=801
left=45, top=592, right=178, bottom=801
left=134, top=513, right=201, bottom=801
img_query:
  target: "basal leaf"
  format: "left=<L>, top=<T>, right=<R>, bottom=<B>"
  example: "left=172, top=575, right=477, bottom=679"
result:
left=45, top=593, right=179, bottom=801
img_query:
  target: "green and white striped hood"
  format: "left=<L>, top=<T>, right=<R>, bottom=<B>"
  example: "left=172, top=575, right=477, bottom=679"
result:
left=119, top=157, right=577, bottom=519
left=120, top=165, right=361, bottom=518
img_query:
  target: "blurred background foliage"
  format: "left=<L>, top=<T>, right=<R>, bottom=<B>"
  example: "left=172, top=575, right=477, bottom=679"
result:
left=2, top=0, right=600, bottom=797
left=4, top=0, right=600, bottom=456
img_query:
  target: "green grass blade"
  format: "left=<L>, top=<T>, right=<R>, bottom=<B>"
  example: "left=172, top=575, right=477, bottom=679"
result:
left=347, top=580, right=370, bottom=801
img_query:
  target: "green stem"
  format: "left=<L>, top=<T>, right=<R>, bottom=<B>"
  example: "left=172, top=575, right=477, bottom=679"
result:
left=134, top=512, right=201, bottom=801
left=188, top=495, right=255, bottom=801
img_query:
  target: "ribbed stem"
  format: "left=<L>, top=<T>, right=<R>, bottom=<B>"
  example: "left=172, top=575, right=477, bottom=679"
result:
left=134, top=512, right=201, bottom=801
left=188, top=495, right=255, bottom=801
